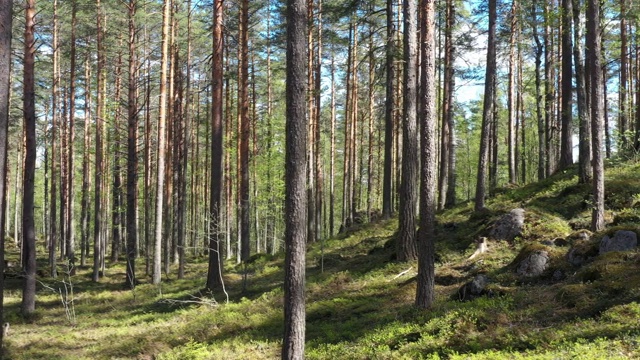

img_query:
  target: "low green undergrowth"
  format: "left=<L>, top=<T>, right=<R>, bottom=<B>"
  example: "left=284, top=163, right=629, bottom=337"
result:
left=4, top=161, right=640, bottom=359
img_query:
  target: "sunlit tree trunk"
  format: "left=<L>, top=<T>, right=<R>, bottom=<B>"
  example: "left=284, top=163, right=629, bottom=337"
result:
left=586, top=0, right=605, bottom=231
left=65, top=0, right=78, bottom=274
left=93, top=0, right=106, bottom=282
left=153, top=0, right=171, bottom=285
left=80, top=56, right=91, bottom=268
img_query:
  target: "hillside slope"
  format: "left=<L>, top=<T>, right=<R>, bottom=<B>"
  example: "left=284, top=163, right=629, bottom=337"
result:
left=4, top=161, right=640, bottom=359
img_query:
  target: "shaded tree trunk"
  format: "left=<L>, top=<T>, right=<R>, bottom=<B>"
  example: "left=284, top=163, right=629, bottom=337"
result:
left=282, top=0, right=308, bottom=356
left=507, top=0, right=518, bottom=183
left=416, top=0, right=436, bottom=309
left=619, top=0, right=629, bottom=150
left=586, top=0, right=605, bottom=231
left=239, top=0, right=250, bottom=266
left=573, top=0, right=592, bottom=183
left=559, top=0, right=573, bottom=170
left=94, top=0, right=106, bottom=282
left=206, top=0, right=225, bottom=292
left=22, top=0, right=37, bottom=316
left=80, top=56, right=91, bottom=268
left=66, top=1, right=77, bottom=273
left=382, top=0, right=395, bottom=219
left=50, top=0, right=59, bottom=278
left=440, top=0, right=456, bottom=207
left=398, top=0, right=419, bottom=262
left=532, top=2, right=545, bottom=181
left=126, top=0, right=138, bottom=289
left=474, top=0, right=497, bottom=211
left=0, top=0, right=13, bottom=351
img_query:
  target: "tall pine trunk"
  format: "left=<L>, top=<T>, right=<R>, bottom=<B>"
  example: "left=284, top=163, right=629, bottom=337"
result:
left=587, top=0, right=605, bottom=230
left=206, top=0, right=225, bottom=292
left=573, top=0, right=592, bottom=183
left=282, top=0, right=308, bottom=355
left=474, top=0, right=497, bottom=211
left=0, top=0, right=13, bottom=350
left=559, top=0, right=573, bottom=170
left=126, top=0, right=138, bottom=289
left=416, top=0, right=436, bottom=309
left=153, top=0, right=171, bottom=285
left=398, top=0, right=419, bottom=262
left=22, top=0, right=37, bottom=316
left=382, top=0, right=395, bottom=219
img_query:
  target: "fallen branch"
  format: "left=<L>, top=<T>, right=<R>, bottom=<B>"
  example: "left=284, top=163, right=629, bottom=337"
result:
left=158, top=294, right=218, bottom=308
left=390, top=267, right=413, bottom=281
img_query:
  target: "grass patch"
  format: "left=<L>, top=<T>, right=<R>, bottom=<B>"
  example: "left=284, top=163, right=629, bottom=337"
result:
left=5, top=160, right=640, bottom=359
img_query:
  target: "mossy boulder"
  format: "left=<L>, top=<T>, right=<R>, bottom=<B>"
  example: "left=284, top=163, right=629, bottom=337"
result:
left=489, top=208, right=525, bottom=241
left=566, top=239, right=600, bottom=266
left=516, top=250, right=549, bottom=277
left=566, top=229, right=593, bottom=244
left=509, top=244, right=568, bottom=280
left=558, top=251, right=640, bottom=313
left=599, top=230, right=638, bottom=254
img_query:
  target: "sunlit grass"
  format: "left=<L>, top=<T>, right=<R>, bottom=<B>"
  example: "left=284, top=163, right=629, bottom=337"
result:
left=4, top=161, right=640, bottom=359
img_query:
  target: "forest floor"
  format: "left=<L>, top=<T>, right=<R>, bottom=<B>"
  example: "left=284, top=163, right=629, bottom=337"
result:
left=4, top=159, right=640, bottom=359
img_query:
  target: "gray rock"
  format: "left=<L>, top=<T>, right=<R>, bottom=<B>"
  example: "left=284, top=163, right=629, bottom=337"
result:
left=552, top=269, right=565, bottom=281
left=457, top=274, right=488, bottom=301
left=567, top=241, right=598, bottom=266
left=599, top=230, right=638, bottom=254
left=516, top=250, right=549, bottom=277
left=489, top=208, right=525, bottom=241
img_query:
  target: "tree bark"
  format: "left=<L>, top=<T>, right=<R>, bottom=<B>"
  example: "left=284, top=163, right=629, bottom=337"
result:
left=398, top=0, right=419, bottom=262
left=206, top=0, right=225, bottom=292
left=50, top=0, right=59, bottom=278
left=619, top=0, right=629, bottom=150
left=282, top=0, right=308, bottom=356
left=80, top=57, right=91, bottom=268
left=382, top=0, right=395, bottom=219
left=239, top=0, right=251, bottom=264
left=416, top=0, right=436, bottom=309
left=586, top=0, right=605, bottom=231
left=544, top=1, right=555, bottom=175
left=153, top=0, right=171, bottom=285
left=474, top=0, right=497, bottom=211
left=126, top=0, right=138, bottom=289
left=559, top=0, right=573, bottom=170
left=508, top=0, right=518, bottom=183
left=22, top=0, right=37, bottom=316
left=0, top=0, right=13, bottom=350
left=94, top=0, right=106, bottom=282
left=573, top=0, right=592, bottom=183
left=532, top=2, right=545, bottom=181
left=65, top=1, right=78, bottom=273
